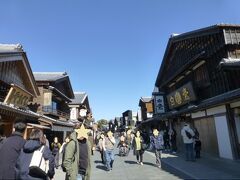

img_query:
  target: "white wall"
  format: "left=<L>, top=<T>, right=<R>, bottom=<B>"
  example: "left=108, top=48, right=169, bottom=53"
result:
left=214, top=115, right=233, bottom=159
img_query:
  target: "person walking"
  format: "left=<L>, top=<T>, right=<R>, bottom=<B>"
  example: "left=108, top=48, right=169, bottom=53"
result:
left=0, top=120, right=27, bottom=180
left=15, top=128, right=55, bottom=180
left=150, top=129, right=164, bottom=168
left=133, top=131, right=145, bottom=165
left=125, top=130, right=132, bottom=154
left=163, top=129, right=170, bottom=152
left=59, top=136, right=70, bottom=168
left=181, top=123, right=195, bottom=161
left=62, top=124, right=80, bottom=180
left=63, top=120, right=92, bottom=180
left=195, top=137, right=202, bottom=158
left=98, top=133, right=105, bottom=164
left=76, top=124, right=92, bottom=180
left=44, top=134, right=50, bottom=148
left=51, top=137, right=61, bottom=169
left=103, top=131, right=115, bottom=171
left=169, top=128, right=177, bottom=153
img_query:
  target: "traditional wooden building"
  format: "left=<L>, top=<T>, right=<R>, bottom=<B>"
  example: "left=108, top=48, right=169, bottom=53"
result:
left=138, top=97, right=153, bottom=121
left=32, top=72, right=74, bottom=143
left=151, top=24, right=240, bottom=160
left=69, top=92, right=91, bottom=121
left=0, top=44, right=40, bottom=137
left=122, top=110, right=137, bottom=129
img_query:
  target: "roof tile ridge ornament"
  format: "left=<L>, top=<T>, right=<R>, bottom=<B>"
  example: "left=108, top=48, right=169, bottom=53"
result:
left=0, top=43, right=24, bottom=52
left=171, top=33, right=180, bottom=38
left=33, top=71, right=67, bottom=74
left=74, top=91, right=86, bottom=94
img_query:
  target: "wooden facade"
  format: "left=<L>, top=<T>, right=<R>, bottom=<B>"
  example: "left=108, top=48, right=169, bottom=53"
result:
left=156, top=25, right=240, bottom=105
left=138, top=97, right=153, bottom=121
left=0, top=44, right=40, bottom=137
left=152, top=24, right=240, bottom=159
left=31, top=72, right=75, bottom=143
left=32, top=72, right=74, bottom=121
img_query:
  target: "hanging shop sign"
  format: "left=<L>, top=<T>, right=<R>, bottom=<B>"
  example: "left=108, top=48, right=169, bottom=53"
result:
left=152, top=92, right=165, bottom=114
left=70, top=107, right=78, bottom=120
left=167, top=82, right=197, bottom=109
left=43, top=92, right=52, bottom=106
left=4, top=84, right=33, bottom=108
left=79, top=108, right=87, bottom=117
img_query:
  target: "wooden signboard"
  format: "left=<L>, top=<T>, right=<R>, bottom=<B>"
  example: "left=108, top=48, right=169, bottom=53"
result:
left=167, top=82, right=197, bottom=109
left=146, top=102, right=153, bottom=113
left=4, top=84, right=33, bottom=108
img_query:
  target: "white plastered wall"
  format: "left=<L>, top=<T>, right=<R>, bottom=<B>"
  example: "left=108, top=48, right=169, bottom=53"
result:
left=214, top=115, right=233, bottom=159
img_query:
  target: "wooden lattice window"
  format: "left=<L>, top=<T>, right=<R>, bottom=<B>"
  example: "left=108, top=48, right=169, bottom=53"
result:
left=194, top=64, right=210, bottom=87
left=229, top=49, right=240, bottom=59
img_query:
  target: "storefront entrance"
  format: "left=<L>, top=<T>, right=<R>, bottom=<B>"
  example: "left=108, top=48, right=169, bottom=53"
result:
left=194, top=116, right=219, bottom=157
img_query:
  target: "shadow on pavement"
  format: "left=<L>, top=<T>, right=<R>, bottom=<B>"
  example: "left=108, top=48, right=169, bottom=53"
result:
left=142, top=162, right=157, bottom=167
left=124, top=160, right=138, bottom=164
left=96, top=165, right=107, bottom=171
left=94, top=160, right=102, bottom=164
left=115, top=153, right=128, bottom=157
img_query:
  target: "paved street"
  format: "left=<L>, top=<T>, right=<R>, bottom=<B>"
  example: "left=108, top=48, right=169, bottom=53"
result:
left=55, top=149, right=181, bottom=180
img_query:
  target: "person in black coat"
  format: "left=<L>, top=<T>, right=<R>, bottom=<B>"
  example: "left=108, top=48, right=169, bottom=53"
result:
left=0, top=121, right=26, bottom=180
left=15, top=128, right=55, bottom=180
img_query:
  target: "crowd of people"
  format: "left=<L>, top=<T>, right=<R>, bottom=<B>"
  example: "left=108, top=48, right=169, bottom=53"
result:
left=95, top=126, right=178, bottom=170
left=0, top=119, right=201, bottom=180
left=94, top=122, right=201, bottom=172
left=0, top=119, right=93, bottom=180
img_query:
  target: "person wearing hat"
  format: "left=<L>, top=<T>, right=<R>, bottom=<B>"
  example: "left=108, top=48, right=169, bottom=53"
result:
left=150, top=128, right=164, bottom=168
left=76, top=124, right=92, bottom=180
left=63, top=119, right=92, bottom=180
left=63, top=121, right=80, bottom=180
left=181, top=122, right=195, bottom=161
left=103, top=130, right=116, bottom=171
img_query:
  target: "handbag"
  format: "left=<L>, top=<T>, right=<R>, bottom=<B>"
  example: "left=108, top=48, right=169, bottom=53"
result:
left=185, top=130, right=193, bottom=139
left=29, top=145, right=49, bottom=178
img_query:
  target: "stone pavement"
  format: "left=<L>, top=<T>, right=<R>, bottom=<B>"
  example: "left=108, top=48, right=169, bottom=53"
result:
left=159, top=151, right=240, bottom=179
left=55, top=148, right=240, bottom=180
left=55, top=148, right=181, bottom=180
left=91, top=149, right=181, bottom=180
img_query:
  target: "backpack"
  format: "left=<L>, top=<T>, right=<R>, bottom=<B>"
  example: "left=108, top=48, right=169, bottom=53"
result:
left=61, top=140, right=77, bottom=172
left=185, top=130, right=193, bottom=139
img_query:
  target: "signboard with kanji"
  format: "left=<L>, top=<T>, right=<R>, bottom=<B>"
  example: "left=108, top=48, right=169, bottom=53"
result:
left=4, top=84, right=33, bottom=108
left=167, top=82, right=197, bottom=109
left=153, top=94, right=165, bottom=114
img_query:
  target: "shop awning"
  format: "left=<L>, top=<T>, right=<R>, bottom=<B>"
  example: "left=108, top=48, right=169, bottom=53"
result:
left=0, top=102, right=40, bottom=119
left=39, top=115, right=74, bottom=130
left=27, top=123, right=51, bottom=130
left=219, top=58, right=240, bottom=70
left=142, top=88, right=240, bottom=125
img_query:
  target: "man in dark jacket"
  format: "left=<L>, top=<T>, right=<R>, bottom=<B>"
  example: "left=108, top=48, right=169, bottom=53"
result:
left=0, top=120, right=26, bottom=180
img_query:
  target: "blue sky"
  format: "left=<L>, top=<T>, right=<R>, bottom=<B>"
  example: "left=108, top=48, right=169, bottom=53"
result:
left=0, top=0, right=239, bottom=120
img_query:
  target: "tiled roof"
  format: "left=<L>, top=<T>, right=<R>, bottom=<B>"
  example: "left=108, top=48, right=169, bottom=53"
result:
left=69, top=92, right=87, bottom=105
left=0, top=43, right=23, bottom=53
left=33, top=72, right=67, bottom=81
left=140, top=97, right=153, bottom=103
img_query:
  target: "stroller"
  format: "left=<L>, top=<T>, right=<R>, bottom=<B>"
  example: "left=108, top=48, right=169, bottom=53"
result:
left=118, top=141, right=129, bottom=156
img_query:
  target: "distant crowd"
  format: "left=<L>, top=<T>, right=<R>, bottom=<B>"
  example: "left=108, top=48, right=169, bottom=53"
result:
left=0, top=119, right=201, bottom=180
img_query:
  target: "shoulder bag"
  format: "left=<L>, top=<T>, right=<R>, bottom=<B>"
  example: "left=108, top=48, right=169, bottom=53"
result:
left=29, top=146, right=49, bottom=178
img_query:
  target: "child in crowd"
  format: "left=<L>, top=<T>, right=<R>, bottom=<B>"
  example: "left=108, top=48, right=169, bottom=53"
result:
left=195, top=137, right=201, bottom=158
